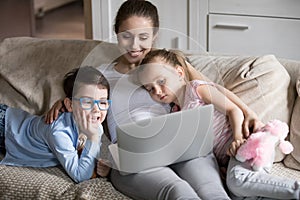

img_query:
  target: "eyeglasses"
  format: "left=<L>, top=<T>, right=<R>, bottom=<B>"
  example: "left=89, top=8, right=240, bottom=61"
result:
left=72, top=97, right=112, bottom=110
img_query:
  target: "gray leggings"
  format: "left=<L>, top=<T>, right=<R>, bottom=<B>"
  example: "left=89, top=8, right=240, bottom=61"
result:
left=110, top=152, right=230, bottom=200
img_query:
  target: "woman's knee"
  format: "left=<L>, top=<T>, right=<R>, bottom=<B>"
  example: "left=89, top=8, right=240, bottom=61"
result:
left=159, top=179, right=200, bottom=200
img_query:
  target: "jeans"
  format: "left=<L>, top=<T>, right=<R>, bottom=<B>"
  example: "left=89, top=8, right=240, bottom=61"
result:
left=227, top=157, right=300, bottom=200
left=0, top=104, right=7, bottom=154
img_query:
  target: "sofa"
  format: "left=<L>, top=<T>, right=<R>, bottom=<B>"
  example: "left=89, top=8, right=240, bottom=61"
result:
left=1, top=37, right=300, bottom=199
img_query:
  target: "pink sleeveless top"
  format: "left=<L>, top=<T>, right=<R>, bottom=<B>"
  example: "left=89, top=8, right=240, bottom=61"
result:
left=181, top=80, right=233, bottom=166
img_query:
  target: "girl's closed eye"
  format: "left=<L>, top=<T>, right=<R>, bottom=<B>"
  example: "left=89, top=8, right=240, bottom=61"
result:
left=144, top=85, right=154, bottom=93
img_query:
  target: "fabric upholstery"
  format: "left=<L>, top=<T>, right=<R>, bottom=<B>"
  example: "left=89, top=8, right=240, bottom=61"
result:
left=284, top=76, right=300, bottom=170
left=0, top=37, right=119, bottom=115
left=188, top=54, right=291, bottom=124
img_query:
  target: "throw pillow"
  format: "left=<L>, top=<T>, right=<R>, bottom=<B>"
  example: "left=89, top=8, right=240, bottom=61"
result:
left=284, top=76, right=300, bottom=170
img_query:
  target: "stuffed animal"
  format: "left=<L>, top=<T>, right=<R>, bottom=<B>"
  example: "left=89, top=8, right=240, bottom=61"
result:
left=235, top=119, right=294, bottom=172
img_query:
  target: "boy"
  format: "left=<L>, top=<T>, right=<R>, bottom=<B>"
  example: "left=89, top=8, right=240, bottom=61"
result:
left=0, top=66, right=111, bottom=183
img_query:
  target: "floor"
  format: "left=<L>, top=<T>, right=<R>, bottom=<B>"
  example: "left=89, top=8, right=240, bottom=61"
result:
left=34, top=1, right=85, bottom=39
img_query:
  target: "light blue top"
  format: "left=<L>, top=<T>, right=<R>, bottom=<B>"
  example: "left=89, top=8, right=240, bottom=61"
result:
left=0, top=107, right=102, bottom=183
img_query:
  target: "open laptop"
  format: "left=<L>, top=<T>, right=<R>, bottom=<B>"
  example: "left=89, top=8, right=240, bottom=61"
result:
left=109, top=104, right=214, bottom=174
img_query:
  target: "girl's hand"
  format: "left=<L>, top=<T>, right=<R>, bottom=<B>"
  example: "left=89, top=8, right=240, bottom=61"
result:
left=227, top=138, right=246, bottom=157
left=242, top=111, right=265, bottom=138
left=45, top=99, right=65, bottom=124
left=74, top=109, right=100, bottom=142
left=97, top=159, right=111, bottom=177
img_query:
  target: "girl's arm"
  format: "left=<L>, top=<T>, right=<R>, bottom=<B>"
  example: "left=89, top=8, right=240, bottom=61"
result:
left=186, top=63, right=264, bottom=138
left=196, top=84, right=245, bottom=156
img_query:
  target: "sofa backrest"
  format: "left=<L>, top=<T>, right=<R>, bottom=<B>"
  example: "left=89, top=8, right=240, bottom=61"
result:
left=0, top=37, right=119, bottom=115
left=0, top=37, right=297, bottom=125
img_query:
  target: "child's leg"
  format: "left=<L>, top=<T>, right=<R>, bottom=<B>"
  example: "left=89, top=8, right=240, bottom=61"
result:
left=110, top=166, right=200, bottom=200
left=227, top=157, right=300, bottom=199
left=0, top=104, right=8, bottom=154
left=171, top=152, right=231, bottom=200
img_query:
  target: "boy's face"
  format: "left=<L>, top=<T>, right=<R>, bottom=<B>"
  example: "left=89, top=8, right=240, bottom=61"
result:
left=138, top=58, right=184, bottom=104
left=72, top=84, right=109, bottom=125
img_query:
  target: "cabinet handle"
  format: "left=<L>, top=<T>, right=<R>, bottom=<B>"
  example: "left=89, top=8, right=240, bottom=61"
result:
left=214, top=24, right=249, bottom=30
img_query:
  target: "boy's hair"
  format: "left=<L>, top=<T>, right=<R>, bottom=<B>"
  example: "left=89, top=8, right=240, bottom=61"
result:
left=140, top=49, right=191, bottom=81
left=114, top=0, right=159, bottom=35
left=63, top=66, right=110, bottom=98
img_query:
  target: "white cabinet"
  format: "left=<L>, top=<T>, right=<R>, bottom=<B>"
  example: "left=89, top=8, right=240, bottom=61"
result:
left=91, top=0, right=189, bottom=50
left=196, top=0, right=300, bottom=60
left=91, top=0, right=300, bottom=60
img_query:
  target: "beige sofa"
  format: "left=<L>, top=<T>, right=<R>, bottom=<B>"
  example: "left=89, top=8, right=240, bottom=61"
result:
left=1, top=37, right=300, bottom=199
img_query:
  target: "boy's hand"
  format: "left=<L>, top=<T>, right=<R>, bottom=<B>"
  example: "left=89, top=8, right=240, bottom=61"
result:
left=97, top=159, right=111, bottom=177
left=45, top=99, right=65, bottom=124
left=74, top=109, right=100, bottom=142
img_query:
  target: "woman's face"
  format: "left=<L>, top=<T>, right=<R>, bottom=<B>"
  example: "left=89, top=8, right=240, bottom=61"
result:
left=117, top=16, right=156, bottom=65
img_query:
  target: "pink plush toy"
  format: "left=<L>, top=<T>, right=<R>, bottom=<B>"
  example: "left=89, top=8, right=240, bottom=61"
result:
left=235, top=119, right=294, bottom=171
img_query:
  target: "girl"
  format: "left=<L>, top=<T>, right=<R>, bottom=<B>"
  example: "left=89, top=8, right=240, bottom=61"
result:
left=137, top=49, right=245, bottom=167
left=137, top=48, right=300, bottom=200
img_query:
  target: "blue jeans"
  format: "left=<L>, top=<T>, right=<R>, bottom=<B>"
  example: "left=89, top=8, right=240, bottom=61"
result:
left=0, top=104, right=8, bottom=154
left=227, top=157, right=300, bottom=199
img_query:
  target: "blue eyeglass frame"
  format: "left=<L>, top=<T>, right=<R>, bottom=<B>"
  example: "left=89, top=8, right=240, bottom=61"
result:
left=72, top=97, right=112, bottom=110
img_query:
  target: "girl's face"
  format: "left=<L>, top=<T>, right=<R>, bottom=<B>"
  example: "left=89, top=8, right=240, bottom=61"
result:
left=72, top=84, right=109, bottom=125
left=117, top=16, right=157, bottom=65
left=138, top=58, right=185, bottom=104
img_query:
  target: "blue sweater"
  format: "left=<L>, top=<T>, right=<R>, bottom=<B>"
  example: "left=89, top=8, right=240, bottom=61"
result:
left=0, top=107, right=102, bottom=183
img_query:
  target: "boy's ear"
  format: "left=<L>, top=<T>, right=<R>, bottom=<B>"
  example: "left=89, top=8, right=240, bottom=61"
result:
left=63, top=98, right=73, bottom=112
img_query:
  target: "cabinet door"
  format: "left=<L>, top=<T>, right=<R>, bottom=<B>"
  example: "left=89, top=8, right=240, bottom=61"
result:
left=91, top=0, right=188, bottom=50
left=151, top=0, right=188, bottom=50
left=208, top=14, right=300, bottom=60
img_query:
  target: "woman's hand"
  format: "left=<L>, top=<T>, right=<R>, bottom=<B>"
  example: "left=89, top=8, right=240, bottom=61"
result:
left=45, top=99, right=65, bottom=124
left=97, top=159, right=111, bottom=177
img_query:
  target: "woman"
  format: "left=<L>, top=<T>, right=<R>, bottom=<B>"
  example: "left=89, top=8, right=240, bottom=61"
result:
left=45, top=1, right=278, bottom=199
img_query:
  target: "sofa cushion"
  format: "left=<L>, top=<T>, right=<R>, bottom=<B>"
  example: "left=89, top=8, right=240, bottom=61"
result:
left=284, top=76, right=300, bottom=170
left=0, top=37, right=119, bottom=115
left=188, top=54, right=291, bottom=162
left=188, top=54, right=291, bottom=125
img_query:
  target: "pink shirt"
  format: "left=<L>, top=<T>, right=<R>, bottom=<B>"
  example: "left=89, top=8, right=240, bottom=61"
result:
left=181, top=80, right=233, bottom=166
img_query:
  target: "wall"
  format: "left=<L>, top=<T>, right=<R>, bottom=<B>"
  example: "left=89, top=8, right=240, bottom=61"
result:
left=34, top=0, right=77, bottom=13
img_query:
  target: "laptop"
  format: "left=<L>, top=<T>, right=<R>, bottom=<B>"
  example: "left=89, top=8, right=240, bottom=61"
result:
left=109, top=104, right=214, bottom=174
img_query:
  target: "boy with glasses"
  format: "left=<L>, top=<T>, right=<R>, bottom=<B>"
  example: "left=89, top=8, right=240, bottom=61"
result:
left=0, top=66, right=111, bottom=183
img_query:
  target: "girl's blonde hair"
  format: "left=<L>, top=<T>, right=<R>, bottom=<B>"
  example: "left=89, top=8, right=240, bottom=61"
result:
left=140, top=49, right=191, bottom=81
